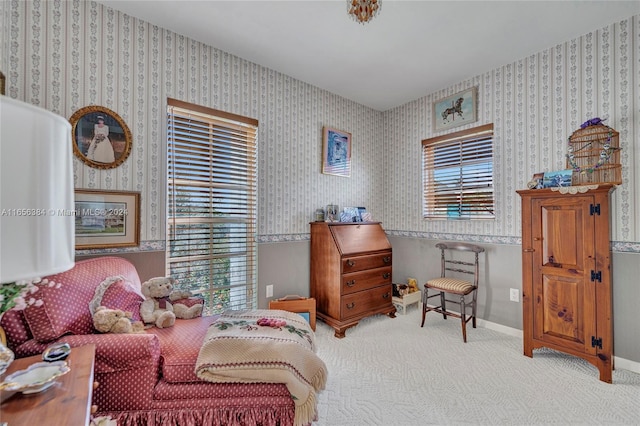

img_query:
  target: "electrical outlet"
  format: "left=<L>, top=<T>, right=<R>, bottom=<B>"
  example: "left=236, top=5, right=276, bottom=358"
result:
left=509, top=288, right=520, bottom=302
left=266, top=284, right=274, bottom=298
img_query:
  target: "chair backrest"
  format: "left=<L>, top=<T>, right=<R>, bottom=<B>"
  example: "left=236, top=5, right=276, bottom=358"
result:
left=435, top=242, right=485, bottom=287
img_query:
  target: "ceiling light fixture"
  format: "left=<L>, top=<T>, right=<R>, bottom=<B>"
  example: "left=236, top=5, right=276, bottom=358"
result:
left=347, top=0, right=381, bottom=24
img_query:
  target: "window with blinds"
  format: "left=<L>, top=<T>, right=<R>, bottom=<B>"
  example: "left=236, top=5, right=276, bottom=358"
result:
left=422, top=123, right=494, bottom=219
left=166, top=98, right=258, bottom=315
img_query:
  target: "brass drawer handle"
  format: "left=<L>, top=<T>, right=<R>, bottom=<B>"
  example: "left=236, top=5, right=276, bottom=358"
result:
left=346, top=302, right=355, bottom=309
left=346, top=259, right=355, bottom=267
left=383, top=256, right=391, bottom=263
left=382, top=292, right=390, bottom=299
left=346, top=280, right=356, bottom=287
left=382, top=273, right=390, bottom=279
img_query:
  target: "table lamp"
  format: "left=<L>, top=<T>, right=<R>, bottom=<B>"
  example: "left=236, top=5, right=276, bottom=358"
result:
left=0, top=96, right=75, bottom=284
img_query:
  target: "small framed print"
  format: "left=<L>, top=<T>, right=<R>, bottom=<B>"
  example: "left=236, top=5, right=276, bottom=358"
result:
left=527, top=172, right=544, bottom=189
left=74, top=189, right=140, bottom=249
left=433, top=87, right=478, bottom=132
left=322, top=126, right=351, bottom=177
left=542, top=169, right=573, bottom=188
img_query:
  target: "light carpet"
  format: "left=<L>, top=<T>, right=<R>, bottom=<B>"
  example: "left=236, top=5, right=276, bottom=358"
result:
left=314, top=308, right=640, bottom=425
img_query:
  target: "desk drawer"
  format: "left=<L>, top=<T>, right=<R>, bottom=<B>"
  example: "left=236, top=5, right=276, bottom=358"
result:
left=341, top=266, right=392, bottom=295
left=341, top=285, right=393, bottom=319
left=342, top=252, right=392, bottom=273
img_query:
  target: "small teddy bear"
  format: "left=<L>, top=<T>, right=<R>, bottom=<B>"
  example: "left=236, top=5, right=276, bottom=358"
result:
left=93, top=306, right=145, bottom=334
left=140, top=277, right=203, bottom=328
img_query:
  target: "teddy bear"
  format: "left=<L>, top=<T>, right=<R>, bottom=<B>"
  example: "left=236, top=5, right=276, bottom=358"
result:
left=93, top=306, right=145, bottom=334
left=140, top=277, right=203, bottom=328
left=407, top=278, right=419, bottom=293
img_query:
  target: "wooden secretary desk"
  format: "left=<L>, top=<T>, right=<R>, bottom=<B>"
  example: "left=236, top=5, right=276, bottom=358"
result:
left=518, top=184, right=614, bottom=383
left=310, top=222, right=396, bottom=338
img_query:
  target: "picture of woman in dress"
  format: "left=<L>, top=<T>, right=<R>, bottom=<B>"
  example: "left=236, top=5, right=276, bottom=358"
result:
left=86, top=115, right=115, bottom=163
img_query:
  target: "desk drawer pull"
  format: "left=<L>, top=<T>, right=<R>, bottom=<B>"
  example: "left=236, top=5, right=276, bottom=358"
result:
left=346, top=302, right=355, bottom=309
left=346, top=280, right=356, bottom=287
left=383, top=256, right=391, bottom=263
left=382, top=273, right=390, bottom=279
left=346, top=259, right=355, bottom=267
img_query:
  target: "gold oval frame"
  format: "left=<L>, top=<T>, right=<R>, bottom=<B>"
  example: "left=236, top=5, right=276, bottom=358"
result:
left=70, top=105, right=132, bottom=169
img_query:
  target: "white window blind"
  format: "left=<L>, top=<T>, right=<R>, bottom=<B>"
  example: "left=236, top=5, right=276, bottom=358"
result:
left=422, top=123, right=494, bottom=219
left=166, top=98, right=258, bottom=315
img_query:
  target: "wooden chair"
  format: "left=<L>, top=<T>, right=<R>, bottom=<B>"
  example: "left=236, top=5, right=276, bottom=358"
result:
left=420, top=242, right=485, bottom=342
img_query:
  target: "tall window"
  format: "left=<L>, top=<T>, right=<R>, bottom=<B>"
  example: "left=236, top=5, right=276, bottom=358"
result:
left=422, top=123, right=494, bottom=219
left=166, top=98, right=257, bottom=315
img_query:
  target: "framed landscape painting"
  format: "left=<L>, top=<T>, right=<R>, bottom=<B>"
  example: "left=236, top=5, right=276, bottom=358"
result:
left=433, top=87, right=478, bottom=132
left=74, top=189, right=140, bottom=249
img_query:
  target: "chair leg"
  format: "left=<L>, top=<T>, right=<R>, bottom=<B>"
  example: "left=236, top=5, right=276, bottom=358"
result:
left=421, top=287, right=428, bottom=327
left=460, top=295, right=467, bottom=343
left=471, top=291, right=477, bottom=329
left=440, top=292, right=447, bottom=320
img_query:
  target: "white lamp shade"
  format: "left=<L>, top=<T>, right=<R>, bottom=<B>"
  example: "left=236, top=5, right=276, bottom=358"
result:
left=0, top=96, right=75, bottom=282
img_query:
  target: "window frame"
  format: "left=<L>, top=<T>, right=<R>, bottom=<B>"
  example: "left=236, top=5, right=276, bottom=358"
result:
left=166, top=98, right=258, bottom=315
left=422, top=123, right=495, bottom=220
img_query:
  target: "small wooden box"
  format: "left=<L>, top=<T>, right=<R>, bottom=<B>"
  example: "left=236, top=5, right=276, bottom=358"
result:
left=269, top=296, right=316, bottom=331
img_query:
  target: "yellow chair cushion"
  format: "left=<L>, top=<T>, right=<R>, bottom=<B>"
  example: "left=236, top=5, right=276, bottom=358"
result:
left=426, top=277, right=474, bottom=294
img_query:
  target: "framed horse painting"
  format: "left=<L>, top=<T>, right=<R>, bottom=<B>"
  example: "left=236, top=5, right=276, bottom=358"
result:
left=433, top=87, right=477, bottom=132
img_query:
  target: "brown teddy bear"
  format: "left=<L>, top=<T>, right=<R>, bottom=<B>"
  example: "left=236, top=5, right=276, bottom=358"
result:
left=93, top=306, right=145, bottom=334
left=140, top=277, right=203, bottom=328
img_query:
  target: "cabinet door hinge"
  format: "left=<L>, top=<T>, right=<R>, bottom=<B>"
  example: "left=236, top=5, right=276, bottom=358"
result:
left=590, top=204, right=601, bottom=216
left=591, top=336, right=603, bottom=349
left=590, top=270, right=602, bottom=282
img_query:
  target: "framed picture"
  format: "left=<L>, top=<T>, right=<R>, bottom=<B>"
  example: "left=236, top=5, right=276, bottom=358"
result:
left=70, top=105, right=132, bottom=169
left=433, top=87, right=477, bottom=132
left=74, top=189, right=140, bottom=249
left=527, top=172, right=544, bottom=189
left=340, top=206, right=360, bottom=222
left=322, top=126, right=352, bottom=177
left=543, top=169, right=573, bottom=188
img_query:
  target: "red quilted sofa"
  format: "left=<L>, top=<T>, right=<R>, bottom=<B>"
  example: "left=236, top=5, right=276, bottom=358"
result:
left=1, top=256, right=295, bottom=425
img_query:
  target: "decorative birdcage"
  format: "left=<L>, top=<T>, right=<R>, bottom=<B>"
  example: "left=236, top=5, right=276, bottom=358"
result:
left=566, top=123, right=621, bottom=186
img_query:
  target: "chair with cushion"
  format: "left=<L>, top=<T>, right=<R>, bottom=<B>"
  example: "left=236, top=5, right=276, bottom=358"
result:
left=420, top=242, right=485, bottom=342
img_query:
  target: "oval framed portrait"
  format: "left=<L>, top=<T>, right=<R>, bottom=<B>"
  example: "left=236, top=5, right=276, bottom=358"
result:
left=70, top=105, right=132, bottom=169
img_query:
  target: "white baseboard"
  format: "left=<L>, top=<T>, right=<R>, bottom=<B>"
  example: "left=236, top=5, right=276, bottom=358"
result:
left=478, top=319, right=640, bottom=375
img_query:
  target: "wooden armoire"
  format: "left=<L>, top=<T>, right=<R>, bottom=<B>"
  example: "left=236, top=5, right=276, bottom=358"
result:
left=518, top=184, right=614, bottom=383
left=310, top=222, right=396, bottom=338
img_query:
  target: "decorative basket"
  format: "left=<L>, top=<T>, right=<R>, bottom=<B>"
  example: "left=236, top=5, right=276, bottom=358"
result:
left=566, top=124, right=621, bottom=185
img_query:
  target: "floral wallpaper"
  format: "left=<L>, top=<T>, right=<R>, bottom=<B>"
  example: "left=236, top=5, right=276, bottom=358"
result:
left=1, top=1, right=638, bottom=252
left=383, top=15, right=639, bottom=250
left=1, top=0, right=385, bottom=252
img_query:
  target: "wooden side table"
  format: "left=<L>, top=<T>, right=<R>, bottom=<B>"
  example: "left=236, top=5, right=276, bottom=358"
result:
left=0, top=344, right=96, bottom=425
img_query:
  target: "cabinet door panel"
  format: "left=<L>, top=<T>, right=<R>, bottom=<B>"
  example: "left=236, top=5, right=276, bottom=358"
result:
left=540, top=203, right=583, bottom=268
left=537, top=273, right=585, bottom=348
left=532, top=196, right=596, bottom=355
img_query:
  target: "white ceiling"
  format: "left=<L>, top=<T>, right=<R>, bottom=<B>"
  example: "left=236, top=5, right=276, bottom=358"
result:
left=97, top=0, right=639, bottom=111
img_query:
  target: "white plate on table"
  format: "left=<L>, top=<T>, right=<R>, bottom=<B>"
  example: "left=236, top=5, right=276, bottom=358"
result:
left=1, top=361, right=70, bottom=394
